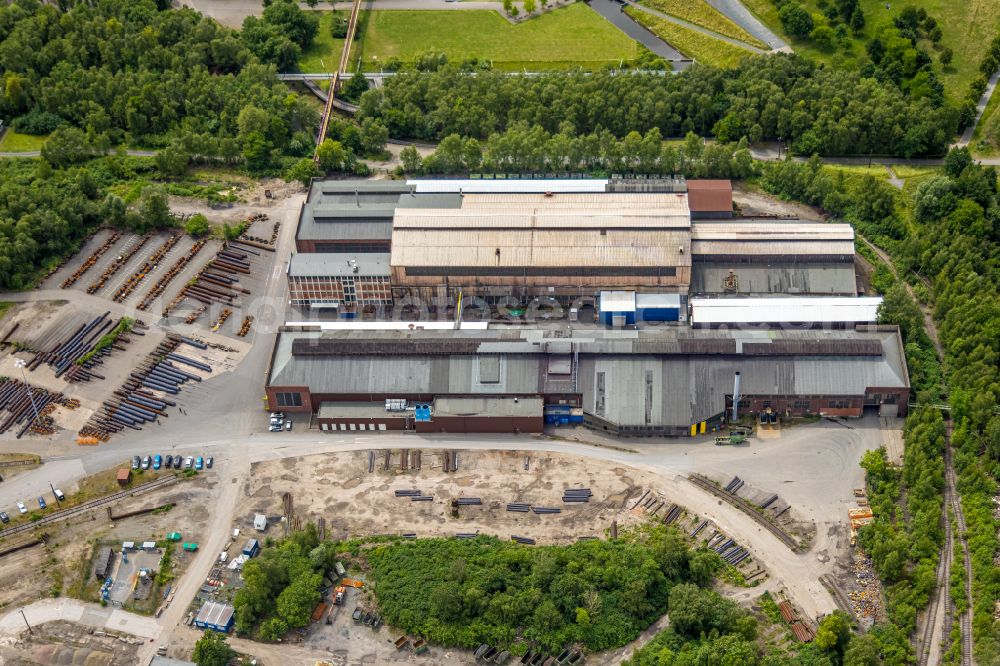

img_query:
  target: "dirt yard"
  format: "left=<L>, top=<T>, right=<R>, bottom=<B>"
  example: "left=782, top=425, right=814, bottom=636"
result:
left=732, top=183, right=824, bottom=220
left=237, top=449, right=686, bottom=543
left=0, top=619, right=144, bottom=665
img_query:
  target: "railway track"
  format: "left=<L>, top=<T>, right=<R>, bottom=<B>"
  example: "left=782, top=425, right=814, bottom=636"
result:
left=0, top=475, right=179, bottom=540
left=945, top=421, right=974, bottom=666
left=687, top=474, right=799, bottom=551
left=314, top=0, right=363, bottom=157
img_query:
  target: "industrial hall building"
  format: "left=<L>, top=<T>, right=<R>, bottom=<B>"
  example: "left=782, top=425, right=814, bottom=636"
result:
left=265, top=325, right=909, bottom=437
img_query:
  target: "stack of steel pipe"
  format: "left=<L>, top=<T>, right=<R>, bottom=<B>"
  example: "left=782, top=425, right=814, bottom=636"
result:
left=394, top=489, right=422, bottom=498
left=562, top=488, right=592, bottom=503
left=0, top=379, right=73, bottom=437
left=454, top=533, right=478, bottom=539
left=138, top=239, right=206, bottom=311
left=411, top=495, right=433, bottom=502
left=759, top=494, right=779, bottom=509
left=454, top=498, right=482, bottom=506
left=226, top=241, right=262, bottom=256
left=166, top=353, right=211, bottom=373
left=112, top=233, right=181, bottom=303
left=61, top=232, right=121, bottom=288
left=506, top=503, right=530, bottom=513
left=663, top=504, right=683, bottom=525
left=690, top=520, right=709, bottom=538
left=511, top=536, right=536, bottom=545
left=723, top=477, right=743, bottom=494
left=531, top=507, right=561, bottom=515
left=180, top=337, right=208, bottom=350
left=29, top=312, right=112, bottom=377
left=87, top=234, right=151, bottom=294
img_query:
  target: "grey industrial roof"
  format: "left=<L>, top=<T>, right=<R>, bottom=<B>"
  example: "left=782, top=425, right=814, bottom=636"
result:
left=195, top=601, right=234, bottom=628
left=288, top=253, right=391, bottom=277
left=396, top=192, right=463, bottom=209
left=150, top=658, right=196, bottom=666
left=269, top=327, right=908, bottom=428
left=691, top=263, right=857, bottom=295
left=434, top=396, right=543, bottom=417
left=298, top=181, right=409, bottom=242
left=318, top=401, right=407, bottom=419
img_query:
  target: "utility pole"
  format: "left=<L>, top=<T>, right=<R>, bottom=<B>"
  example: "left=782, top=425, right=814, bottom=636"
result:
left=13, top=359, right=40, bottom=425
left=19, top=609, right=32, bottom=635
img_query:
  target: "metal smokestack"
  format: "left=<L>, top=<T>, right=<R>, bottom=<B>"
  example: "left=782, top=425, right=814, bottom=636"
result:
left=732, top=372, right=741, bottom=422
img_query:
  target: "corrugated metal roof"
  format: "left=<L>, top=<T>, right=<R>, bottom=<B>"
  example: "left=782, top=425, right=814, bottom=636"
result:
left=406, top=179, right=609, bottom=193
left=690, top=263, right=857, bottom=295
left=691, top=222, right=854, bottom=240
left=288, top=253, right=390, bottom=277
left=391, top=229, right=691, bottom=268
left=686, top=180, right=732, bottom=212
left=318, top=402, right=404, bottom=419
left=393, top=210, right=689, bottom=229
left=692, top=240, right=856, bottom=257
left=195, top=602, right=234, bottom=628
left=690, top=297, right=882, bottom=324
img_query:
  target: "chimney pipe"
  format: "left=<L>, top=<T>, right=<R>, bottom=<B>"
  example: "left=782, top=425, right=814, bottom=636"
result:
left=732, top=372, right=741, bottom=422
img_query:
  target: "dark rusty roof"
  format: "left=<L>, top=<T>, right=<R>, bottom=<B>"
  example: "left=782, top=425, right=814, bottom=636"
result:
left=686, top=180, right=733, bottom=212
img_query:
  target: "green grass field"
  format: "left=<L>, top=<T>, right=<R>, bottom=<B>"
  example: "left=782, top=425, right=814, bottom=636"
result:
left=640, top=0, right=767, bottom=48
left=0, top=131, right=47, bottom=152
left=741, top=0, right=1000, bottom=103
left=625, top=7, right=755, bottom=68
left=299, top=12, right=352, bottom=73
left=355, top=5, right=640, bottom=70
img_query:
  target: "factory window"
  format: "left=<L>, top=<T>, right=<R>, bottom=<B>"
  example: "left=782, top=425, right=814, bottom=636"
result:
left=275, top=392, right=303, bottom=407
left=405, top=266, right=678, bottom=277
left=792, top=400, right=811, bottom=410
left=761, top=400, right=772, bottom=409
left=827, top=400, right=849, bottom=409
left=883, top=393, right=897, bottom=404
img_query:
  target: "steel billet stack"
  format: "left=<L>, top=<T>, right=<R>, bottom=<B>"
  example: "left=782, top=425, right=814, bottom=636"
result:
left=562, top=487, right=592, bottom=503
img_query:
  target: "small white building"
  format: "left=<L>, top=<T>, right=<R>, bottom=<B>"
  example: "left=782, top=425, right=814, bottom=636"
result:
left=253, top=514, right=267, bottom=532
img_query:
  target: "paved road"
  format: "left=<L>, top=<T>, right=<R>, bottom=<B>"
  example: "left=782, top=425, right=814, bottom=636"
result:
left=703, top=0, right=789, bottom=51
left=618, top=0, right=765, bottom=54
left=554, top=0, right=687, bottom=62
left=0, top=597, right=162, bottom=640
left=957, top=68, right=1000, bottom=147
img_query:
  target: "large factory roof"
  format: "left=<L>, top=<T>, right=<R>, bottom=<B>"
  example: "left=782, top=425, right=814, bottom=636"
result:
left=391, top=192, right=691, bottom=271
left=268, top=327, right=908, bottom=427
left=686, top=180, right=733, bottom=213
left=406, top=179, right=610, bottom=193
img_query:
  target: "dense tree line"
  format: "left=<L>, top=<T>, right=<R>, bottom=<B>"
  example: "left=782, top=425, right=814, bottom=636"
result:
left=761, top=149, right=1000, bottom=663
left=0, top=156, right=175, bottom=290
left=359, top=54, right=957, bottom=157
left=369, top=526, right=720, bottom=653
left=405, top=130, right=754, bottom=179
left=0, top=0, right=316, bottom=170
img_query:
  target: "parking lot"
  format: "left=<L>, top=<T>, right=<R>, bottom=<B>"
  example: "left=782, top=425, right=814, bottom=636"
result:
left=107, top=547, right=162, bottom=606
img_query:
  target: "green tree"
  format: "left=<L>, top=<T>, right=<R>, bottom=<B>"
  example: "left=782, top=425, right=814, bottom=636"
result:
left=360, top=118, right=389, bottom=156
left=286, top=158, right=321, bottom=186
left=184, top=214, right=210, bottom=238
left=400, top=146, right=423, bottom=174
left=842, top=634, right=880, bottom=666
left=342, top=72, right=370, bottom=103
left=41, top=127, right=96, bottom=168
left=262, top=0, right=320, bottom=48
left=155, top=142, right=189, bottom=178
left=814, top=611, right=852, bottom=657
left=138, top=187, right=175, bottom=232
left=276, top=571, right=322, bottom=629
left=524, top=0, right=536, bottom=14
left=192, top=630, right=235, bottom=666
left=778, top=3, right=814, bottom=38
left=316, top=139, right=352, bottom=171
left=939, top=47, right=953, bottom=66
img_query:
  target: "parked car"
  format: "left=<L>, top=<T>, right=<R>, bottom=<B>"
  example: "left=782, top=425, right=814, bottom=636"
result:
left=270, top=412, right=284, bottom=420
left=132, top=456, right=141, bottom=470
left=165, top=455, right=174, bottom=468
left=153, top=455, right=162, bottom=470
left=16, top=501, right=27, bottom=514
left=285, top=420, right=292, bottom=431
left=141, top=456, right=151, bottom=470
left=53, top=488, right=65, bottom=502
left=268, top=424, right=282, bottom=432
left=195, top=457, right=204, bottom=470
left=183, top=456, right=194, bottom=469
left=0, top=511, right=9, bottom=524
left=174, top=456, right=183, bottom=469
left=37, top=497, right=46, bottom=510
left=206, top=457, right=214, bottom=469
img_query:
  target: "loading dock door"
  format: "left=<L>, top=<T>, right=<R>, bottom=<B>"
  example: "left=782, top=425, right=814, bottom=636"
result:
left=879, top=403, right=898, bottom=417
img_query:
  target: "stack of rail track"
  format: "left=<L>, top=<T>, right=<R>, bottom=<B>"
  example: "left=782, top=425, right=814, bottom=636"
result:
left=138, top=239, right=206, bottom=311
left=0, top=378, right=78, bottom=438
left=78, top=335, right=209, bottom=441
left=64, top=319, right=146, bottom=384
left=237, top=315, right=253, bottom=337
left=86, top=234, right=151, bottom=294
left=61, top=232, right=121, bottom=288
left=234, top=214, right=278, bottom=251
left=111, top=233, right=181, bottom=303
